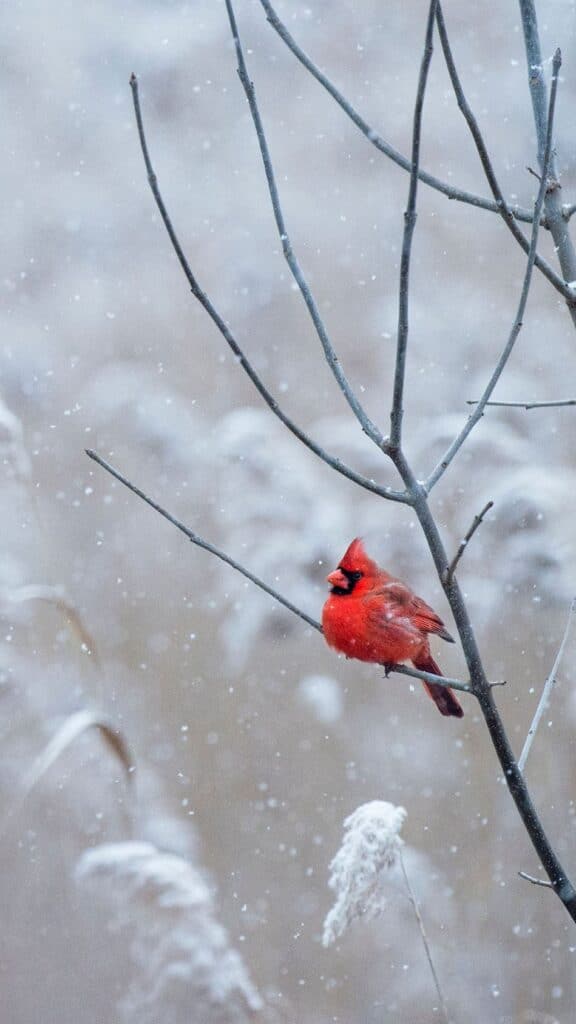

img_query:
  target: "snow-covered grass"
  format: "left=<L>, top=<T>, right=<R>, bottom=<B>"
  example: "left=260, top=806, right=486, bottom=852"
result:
left=76, top=841, right=263, bottom=1024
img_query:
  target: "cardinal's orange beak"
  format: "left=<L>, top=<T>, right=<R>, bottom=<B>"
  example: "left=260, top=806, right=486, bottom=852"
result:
left=326, top=568, right=347, bottom=588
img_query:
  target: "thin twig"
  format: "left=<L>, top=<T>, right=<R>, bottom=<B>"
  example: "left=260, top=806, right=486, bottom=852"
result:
left=223, top=0, right=388, bottom=453
left=86, top=449, right=321, bottom=632
left=518, top=870, right=553, bottom=888
left=444, top=500, right=494, bottom=583
left=518, top=597, right=576, bottom=774
left=389, top=0, right=437, bottom=451
left=258, top=0, right=538, bottom=227
left=435, top=5, right=573, bottom=306
left=466, top=398, right=576, bottom=410
left=519, top=1, right=576, bottom=300
left=128, top=74, right=406, bottom=505
left=425, top=48, right=562, bottom=493
left=400, top=851, right=450, bottom=1024
left=390, top=663, right=471, bottom=695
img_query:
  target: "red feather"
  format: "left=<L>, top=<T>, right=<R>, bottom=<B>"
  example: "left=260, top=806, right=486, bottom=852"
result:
left=322, top=539, right=463, bottom=718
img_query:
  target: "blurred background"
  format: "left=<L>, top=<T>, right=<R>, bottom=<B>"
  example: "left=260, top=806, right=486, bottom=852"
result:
left=2, top=0, right=576, bottom=1020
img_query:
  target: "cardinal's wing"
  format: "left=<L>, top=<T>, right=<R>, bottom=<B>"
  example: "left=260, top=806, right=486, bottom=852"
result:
left=379, top=580, right=455, bottom=642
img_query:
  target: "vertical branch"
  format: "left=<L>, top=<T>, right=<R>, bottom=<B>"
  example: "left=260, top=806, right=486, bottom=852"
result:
left=389, top=0, right=437, bottom=451
left=435, top=2, right=573, bottom=307
left=425, top=48, right=562, bottom=492
left=396, top=455, right=576, bottom=922
left=518, top=0, right=576, bottom=298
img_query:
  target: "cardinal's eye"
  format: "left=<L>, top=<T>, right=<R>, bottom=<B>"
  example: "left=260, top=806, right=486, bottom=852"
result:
left=341, top=568, right=363, bottom=583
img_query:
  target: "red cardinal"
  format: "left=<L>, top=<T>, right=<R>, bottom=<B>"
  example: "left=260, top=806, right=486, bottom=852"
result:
left=322, top=538, right=463, bottom=718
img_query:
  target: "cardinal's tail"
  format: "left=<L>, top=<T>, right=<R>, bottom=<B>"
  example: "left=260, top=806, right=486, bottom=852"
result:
left=412, top=651, right=464, bottom=718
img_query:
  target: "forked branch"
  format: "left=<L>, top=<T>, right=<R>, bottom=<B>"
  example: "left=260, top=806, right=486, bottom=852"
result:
left=445, top=500, right=494, bottom=583
left=425, top=48, right=562, bottom=492
left=223, top=0, right=388, bottom=453
left=116, top=6, right=576, bottom=926
left=435, top=3, right=574, bottom=307
left=128, top=75, right=406, bottom=505
left=258, top=0, right=538, bottom=227
left=519, top=0, right=576, bottom=292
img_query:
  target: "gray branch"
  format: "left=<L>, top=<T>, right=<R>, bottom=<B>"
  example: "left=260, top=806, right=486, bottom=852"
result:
left=224, top=0, right=388, bottom=453
left=258, top=0, right=538, bottom=227
left=86, top=449, right=321, bottom=632
left=436, top=3, right=574, bottom=307
left=518, top=870, right=553, bottom=888
left=445, top=500, right=494, bottom=583
left=425, top=49, right=561, bottom=493
left=128, top=74, right=407, bottom=505
left=389, top=0, right=437, bottom=451
left=519, top=0, right=576, bottom=295
left=466, top=398, right=576, bottom=410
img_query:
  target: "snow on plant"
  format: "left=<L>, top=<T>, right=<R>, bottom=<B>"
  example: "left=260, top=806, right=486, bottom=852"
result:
left=76, top=841, right=262, bottom=1024
left=323, top=800, right=406, bottom=947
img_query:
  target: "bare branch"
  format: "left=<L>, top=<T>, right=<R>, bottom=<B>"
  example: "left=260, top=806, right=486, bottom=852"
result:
left=425, top=49, right=562, bottom=493
left=518, top=870, right=553, bottom=888
left=389, top=663, right=471, bottom=695
left=128, top=74, right=406, bottom=505
left=466, top=398, right=576, bottom=410
left=519, top=3, right=576, bottom=292
left=444, top=500, right=494, bottom=583
left=392, top=453, right=576, bottom=921
left=86, top=449, right=322, bottom=633
left=518, top=597, right=576, bottom=774
left=389, top=0, right=437, bottom=451
left=435, top=6, right=574, bottom=306
left=223, top=0, right=388, bottom=453
left=258, top=0, right=538, bottom=226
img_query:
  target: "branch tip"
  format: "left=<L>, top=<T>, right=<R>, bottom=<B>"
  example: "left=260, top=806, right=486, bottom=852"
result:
left=518, top=870, right=553, bottom=889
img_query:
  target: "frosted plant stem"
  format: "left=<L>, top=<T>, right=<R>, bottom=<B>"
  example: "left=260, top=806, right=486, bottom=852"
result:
left=518, top=598, right=576, bottom=773
left=399, top=851, right=450, bottom=1024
